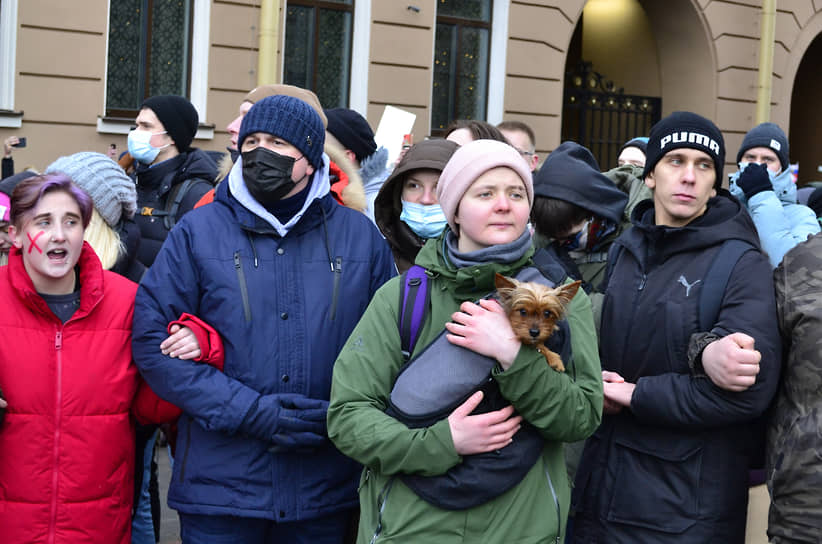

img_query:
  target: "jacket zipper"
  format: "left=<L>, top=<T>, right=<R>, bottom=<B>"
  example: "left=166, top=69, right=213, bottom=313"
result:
left=370, top=476, right=395, bottom=544
left=544, top=468, right=562, bottom=543
left=234, top=251, right=252, bottom=322
left=48, top=329, right=64, bottom=544
left=329, top=256, right=342, bottom=321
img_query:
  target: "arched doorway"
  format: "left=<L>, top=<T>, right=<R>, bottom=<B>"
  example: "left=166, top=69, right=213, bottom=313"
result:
left=561, top=0, right=661, bottom=168
left=560, top=0, right=716, bottom=168
left=789, top=33, right=822, bottom=186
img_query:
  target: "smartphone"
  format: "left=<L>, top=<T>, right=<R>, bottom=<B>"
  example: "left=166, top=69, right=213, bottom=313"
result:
left=12, top=137, right=26, bottom=148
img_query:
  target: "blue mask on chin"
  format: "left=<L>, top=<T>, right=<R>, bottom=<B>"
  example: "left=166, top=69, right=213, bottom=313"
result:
left=400, top=200, right=448, bottom=239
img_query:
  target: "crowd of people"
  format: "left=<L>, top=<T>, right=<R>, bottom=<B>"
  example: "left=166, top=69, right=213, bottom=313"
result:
left=0, top=84, right=820, bottom=544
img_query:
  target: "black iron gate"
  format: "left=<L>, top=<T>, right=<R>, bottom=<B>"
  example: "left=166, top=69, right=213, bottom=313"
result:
left=561, top=62, right=661, bottom=169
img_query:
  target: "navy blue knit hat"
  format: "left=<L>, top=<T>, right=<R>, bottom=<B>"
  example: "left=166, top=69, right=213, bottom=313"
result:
left=643, top=111, right=725, bottom=189
left=239, top=95, right=325, bottom=168
left=325, top=108, right=377, bottom=163
left=736, top=122, right=789, bottom=173
left=141, top=95, right=199, bottom=152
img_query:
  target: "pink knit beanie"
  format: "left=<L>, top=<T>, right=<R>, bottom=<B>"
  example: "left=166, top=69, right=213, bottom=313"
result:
left=437, top=139, right=533, bottom=233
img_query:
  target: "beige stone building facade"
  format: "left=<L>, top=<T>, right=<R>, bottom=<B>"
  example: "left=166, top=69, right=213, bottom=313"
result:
left=1, top=0, right=821, bottom=184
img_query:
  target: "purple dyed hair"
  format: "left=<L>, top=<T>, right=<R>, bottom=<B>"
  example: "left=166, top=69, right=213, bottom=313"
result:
left=9, top=173, right=93, bottom=229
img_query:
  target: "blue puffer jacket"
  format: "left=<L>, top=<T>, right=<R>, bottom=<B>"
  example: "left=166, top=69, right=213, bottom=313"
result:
left=132, top=162, right=395, bottom=522
left=730, top=166, right=820, bottom=267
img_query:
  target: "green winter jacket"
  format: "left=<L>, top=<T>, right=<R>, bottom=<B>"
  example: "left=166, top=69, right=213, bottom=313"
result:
left=327, top=236, right=603, bottom=543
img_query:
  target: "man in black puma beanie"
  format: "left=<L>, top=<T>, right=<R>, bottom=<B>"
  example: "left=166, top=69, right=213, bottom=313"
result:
left=643, top=111, right=725, bottom=189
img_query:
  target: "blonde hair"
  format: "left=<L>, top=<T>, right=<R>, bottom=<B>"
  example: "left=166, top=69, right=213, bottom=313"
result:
left=84, top=209, right=124, bottom=270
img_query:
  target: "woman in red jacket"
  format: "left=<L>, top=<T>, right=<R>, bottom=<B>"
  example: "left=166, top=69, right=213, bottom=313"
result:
left=0, top=173, right=187, bottom=543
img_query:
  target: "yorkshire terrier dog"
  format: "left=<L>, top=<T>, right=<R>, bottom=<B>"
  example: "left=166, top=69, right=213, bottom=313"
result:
left=494, top=274, right=582, bottom=372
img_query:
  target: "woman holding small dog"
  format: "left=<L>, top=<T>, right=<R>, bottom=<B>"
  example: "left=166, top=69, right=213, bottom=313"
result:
left=328, top=139, right=603, bottom=543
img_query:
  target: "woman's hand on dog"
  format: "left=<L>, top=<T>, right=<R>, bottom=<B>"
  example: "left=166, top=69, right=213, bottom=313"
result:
left=445, top=298, right=521, bottom=370
left=448, top=391, right=522, bottom=455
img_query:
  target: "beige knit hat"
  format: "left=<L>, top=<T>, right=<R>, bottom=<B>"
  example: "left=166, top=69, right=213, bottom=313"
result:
left=244, top=84, right=328, bottom=129
left=436, top=139, right=533, bottom=233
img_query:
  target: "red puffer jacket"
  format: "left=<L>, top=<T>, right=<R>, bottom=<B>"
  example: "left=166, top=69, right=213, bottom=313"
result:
left=0, top=243, right=162, bottom=544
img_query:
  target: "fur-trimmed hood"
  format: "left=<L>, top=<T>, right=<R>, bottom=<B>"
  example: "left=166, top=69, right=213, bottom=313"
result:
left=209, top=145, right=367, bottom=214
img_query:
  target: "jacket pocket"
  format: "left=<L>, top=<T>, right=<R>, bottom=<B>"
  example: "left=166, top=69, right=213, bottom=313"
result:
left=606, top=431, right=703, bottom=533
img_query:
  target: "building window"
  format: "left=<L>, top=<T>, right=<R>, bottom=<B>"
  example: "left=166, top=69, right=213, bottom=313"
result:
left=284, top=0, right=354, bottom=109
left=432, top=0, right=492, bottom=134
left=105, top=0, right=193, bottom=118
left=0, top=0, right=20, bottom=116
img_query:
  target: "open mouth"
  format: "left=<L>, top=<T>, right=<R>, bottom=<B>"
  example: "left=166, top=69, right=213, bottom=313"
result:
left=47, top=249, right=68, bottom=260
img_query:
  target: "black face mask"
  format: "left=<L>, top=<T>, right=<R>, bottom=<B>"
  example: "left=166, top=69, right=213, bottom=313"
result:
left=241, top=147, right=299, bottom=207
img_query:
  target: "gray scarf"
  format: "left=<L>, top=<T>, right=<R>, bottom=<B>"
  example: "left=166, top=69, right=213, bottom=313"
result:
left=444, top=228, right=533, bottom=269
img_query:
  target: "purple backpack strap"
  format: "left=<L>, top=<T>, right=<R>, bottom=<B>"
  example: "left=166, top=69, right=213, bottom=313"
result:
left=398, top=265, right=430, bottom=360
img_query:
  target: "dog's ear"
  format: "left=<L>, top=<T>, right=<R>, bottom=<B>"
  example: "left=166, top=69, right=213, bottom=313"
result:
left=494, top=273, right=517, bottom=307
left=494, top=273, right=517, bottom=290
left=556, top=280, right=582, bottom=308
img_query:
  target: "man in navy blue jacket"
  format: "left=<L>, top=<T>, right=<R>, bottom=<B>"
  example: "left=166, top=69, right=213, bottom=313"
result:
left=570, top=112, right=781, bottom=543
left=132, top=95, right=395, bottom=543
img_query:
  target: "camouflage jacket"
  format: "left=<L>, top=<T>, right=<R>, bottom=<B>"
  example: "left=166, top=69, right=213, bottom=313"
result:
left=767, top=232, right=822, bottom=543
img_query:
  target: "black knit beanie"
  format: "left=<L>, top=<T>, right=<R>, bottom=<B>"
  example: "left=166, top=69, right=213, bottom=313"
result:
left=141, top=95, right=199, bottom=153
left=736, top=122, right=789, bottom=173
left=239, top=95, right=325, bottom=169
left=643, top=111, right=725, bottom=189
left=325, top=108, right=377, bottom=163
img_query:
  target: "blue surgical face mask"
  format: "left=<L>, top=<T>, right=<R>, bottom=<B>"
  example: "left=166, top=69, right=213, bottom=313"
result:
left=128, top=129, right=169, bottom=164
left=400, top=200, right=448, bottom=239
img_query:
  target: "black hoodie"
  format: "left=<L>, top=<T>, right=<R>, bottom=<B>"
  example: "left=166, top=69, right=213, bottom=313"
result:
left=533, top=142, right=633, bottom=292
left=533, top=141, right=628, bottom=224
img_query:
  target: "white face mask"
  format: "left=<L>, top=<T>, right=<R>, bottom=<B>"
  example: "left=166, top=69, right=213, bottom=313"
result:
left=127, top=129, right=169, bottom=164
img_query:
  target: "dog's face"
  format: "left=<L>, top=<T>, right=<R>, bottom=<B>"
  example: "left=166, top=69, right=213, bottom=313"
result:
left=494, top=274, right=581, bottom=345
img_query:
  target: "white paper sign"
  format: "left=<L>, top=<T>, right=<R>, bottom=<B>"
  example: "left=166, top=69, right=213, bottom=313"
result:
left=374, top=105, right=417, bottom=167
